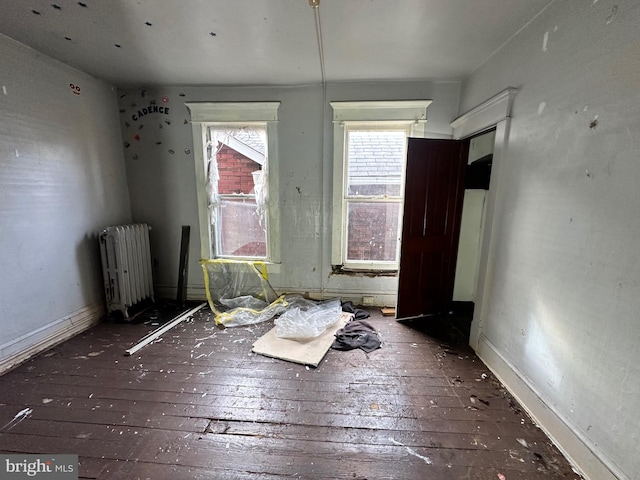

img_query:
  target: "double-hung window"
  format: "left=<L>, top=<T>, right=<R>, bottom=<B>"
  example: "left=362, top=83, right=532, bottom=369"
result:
left=187, top=102, right=280, bottom=262
left=331, top=101, right=432, bottom=271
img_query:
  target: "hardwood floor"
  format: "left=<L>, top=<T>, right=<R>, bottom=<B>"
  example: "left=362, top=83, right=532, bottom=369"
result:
left=0, top=304, right=581, bottom=479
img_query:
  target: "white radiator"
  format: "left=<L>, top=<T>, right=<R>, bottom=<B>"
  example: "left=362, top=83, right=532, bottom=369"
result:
left=100, top=224, right=154, bottom=318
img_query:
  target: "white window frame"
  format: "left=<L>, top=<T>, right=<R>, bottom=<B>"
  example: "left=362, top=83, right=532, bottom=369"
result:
left=187, top=102, right=281, bottom=263
left=330, top=100, right=432, bottom=271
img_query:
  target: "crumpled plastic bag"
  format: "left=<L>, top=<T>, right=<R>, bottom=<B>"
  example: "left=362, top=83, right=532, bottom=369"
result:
left=274, top=298, right=342, bottom=340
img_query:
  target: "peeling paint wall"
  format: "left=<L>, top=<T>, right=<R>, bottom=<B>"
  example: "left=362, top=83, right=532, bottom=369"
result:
left=117, top=81, right=460, bottom=303
left=460, top=1, right=640, bottom=478
left=0, top=34, right=131, bottom=366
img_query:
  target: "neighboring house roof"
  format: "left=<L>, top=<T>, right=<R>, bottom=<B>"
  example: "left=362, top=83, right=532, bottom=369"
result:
left=348, top=131, right=405, bottom=185
left=220, top=129, right=266, bottom=166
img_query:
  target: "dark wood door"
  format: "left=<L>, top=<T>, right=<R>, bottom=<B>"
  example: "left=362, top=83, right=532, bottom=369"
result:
left=396, top=138, right=468, bottom=320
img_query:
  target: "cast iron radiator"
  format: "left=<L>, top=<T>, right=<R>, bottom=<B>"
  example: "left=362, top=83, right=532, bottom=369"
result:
left=99, top=223, right=154, bottom=318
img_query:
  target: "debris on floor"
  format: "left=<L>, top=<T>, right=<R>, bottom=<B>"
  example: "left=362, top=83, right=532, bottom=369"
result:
left=389, top=438, right=433, bottom=465
left=252, top=312, right=352, bottom=367
left=125, top=303, right=207, bottom=356
left=275, top=299, right=342, bottom=340
left=0, top=407, right=33, bottom=432
left=331, top=320, right=382, bottom=353
left=341, top=301, right=371, bottom=319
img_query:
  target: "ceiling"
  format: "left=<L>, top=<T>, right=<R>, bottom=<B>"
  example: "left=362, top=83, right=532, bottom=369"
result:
left=0, top=0, right=551, bottom=88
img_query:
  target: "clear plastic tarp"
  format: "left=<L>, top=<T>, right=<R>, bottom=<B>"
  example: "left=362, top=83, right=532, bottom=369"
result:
left=274, top=298, right=342, bottom=340
left=201, top=259, right=343, bottom=338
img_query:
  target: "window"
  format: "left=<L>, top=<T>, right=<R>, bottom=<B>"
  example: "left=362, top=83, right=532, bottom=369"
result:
left=187, top=102, right=280, bottom=262
left=208, top=127, right=268, bottom=258
left=331, top=101, right=432, bottom=271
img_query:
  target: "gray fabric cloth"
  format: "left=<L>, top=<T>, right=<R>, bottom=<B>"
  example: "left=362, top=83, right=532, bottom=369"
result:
left=331, top=320, right=381, bottom=353
left=341, top=301, right=370, bottom=320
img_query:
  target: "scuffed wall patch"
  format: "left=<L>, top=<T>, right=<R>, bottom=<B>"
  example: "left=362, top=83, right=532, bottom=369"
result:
left=538, top=101, right=546, bottom=114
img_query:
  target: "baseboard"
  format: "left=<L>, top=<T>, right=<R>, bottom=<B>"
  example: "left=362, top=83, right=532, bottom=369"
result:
left=156, top=284, right=396, bottom=307
left=475, top=334, right=624, bottom=480
left=0, top=301, right=105, bottom=375
left=155, top=284, right=208, bottom=301
left=266, top=287, right=396, bottom=307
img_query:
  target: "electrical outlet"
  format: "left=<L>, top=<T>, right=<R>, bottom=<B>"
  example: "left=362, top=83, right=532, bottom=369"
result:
left=362, top=295, right=374, bottom=306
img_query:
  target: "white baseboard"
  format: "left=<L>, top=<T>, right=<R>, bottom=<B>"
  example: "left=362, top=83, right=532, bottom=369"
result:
left=475, top=334, right=624, bottom=480
left=0, top=301, right=105, bottom=375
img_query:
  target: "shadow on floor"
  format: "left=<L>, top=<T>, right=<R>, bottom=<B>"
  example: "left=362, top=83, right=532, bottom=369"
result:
left=104, top=298, right=203, bottom=326
left=396, top=301, right=474, bottom=348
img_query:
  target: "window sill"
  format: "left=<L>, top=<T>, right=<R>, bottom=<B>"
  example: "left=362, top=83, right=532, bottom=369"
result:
left=332, top=265, right=398, bottom=277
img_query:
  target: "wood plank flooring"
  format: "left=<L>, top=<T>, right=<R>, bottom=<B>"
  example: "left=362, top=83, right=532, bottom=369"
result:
left=0, top=304, right=582, bottom=479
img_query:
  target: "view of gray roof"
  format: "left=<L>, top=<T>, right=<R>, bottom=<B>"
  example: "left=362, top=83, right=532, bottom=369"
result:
left=211, top=127, right=266, bottom=165
left=347, top=130, right=406, bottom=184
left=231, top=129, right=265, bottom=156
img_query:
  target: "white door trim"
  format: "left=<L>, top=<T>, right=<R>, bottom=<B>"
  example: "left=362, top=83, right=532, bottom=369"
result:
left=449, top=88, right=517, bottom=350
left=451, top=88, right=517, bottom=140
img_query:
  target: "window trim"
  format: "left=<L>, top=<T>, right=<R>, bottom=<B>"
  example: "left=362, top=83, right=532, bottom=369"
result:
left=330, top=100, right=432, bottom=271
left=187, top=102, right=281, bottom=263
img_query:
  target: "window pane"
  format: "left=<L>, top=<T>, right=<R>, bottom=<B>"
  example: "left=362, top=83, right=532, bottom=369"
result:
left=213, top=128, right=266, bottom=194
left=217, top=198, right=267, bottom=258
left=208, top=126, right=268, bottom=259
left=346, top=202, right=400, bottom=262
left=347, top=130, right=405, bottom=197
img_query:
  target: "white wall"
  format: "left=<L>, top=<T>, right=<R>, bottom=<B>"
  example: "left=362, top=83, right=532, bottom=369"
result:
left=118, top=81, right=460, bottom=305
left=460, top=1, right=640, bottom=479
left=0, top=34, right=131, bottom=371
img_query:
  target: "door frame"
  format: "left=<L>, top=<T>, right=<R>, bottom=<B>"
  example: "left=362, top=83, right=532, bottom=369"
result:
left=450, top=88, right=517, bottom=350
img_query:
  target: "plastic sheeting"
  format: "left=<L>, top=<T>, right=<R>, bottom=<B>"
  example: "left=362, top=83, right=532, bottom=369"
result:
left=274, top=299, right=342, bottom=340
left=202, top=259, right=280, bottom=326
left=202, top=260, right=343, bottom=338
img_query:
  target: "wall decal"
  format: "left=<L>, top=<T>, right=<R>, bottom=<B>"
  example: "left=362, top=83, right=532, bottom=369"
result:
left=131, top=104, right=169, bottom=122
left=70, top=83, right=81, bottom=95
